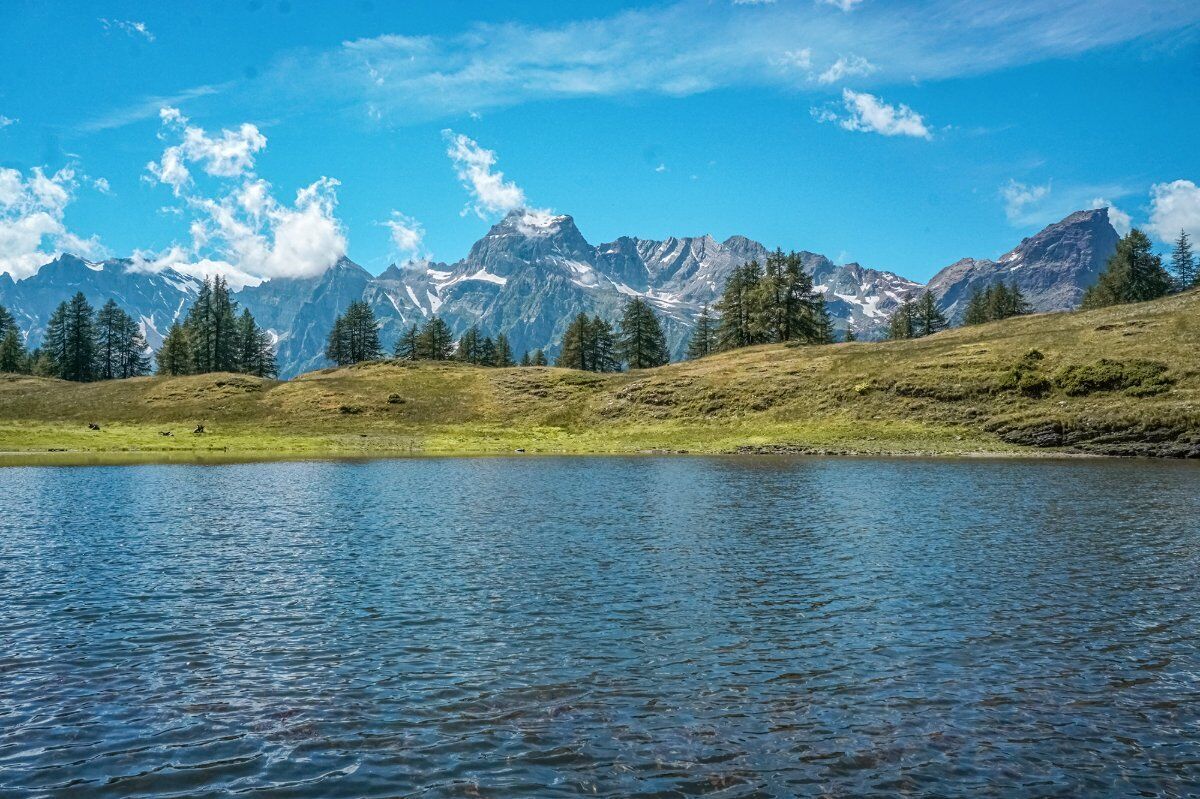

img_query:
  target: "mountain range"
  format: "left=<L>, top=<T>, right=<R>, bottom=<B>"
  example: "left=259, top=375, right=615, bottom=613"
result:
left=0, top=208, right=1121, bottom=378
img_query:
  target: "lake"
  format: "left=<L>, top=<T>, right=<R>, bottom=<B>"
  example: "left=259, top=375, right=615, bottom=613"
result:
left=1, top=456, right=1198, bottom=797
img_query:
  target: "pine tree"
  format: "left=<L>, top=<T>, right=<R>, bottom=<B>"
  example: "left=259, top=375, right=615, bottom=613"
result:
left=811, top=295, right=835, bottom=344
left=0, top=304, right=16, bottom=340
left=687, top=304, right=717, bottom=359
left=532, top=348, right=548, bottom=366
left=588, top=316, right=619, bottom=372
left=456, top=325, right=482, bottom=364
left=394, top=323, right=420, bottom=360
left=715, top=261, right=761, bottom=350
left=95, top=300, right=129, bottom=380
left=493, top=333, right=515, bottom=367
left=1171, top=229, right=1196, bottom=290
left=519, top=350, right=532, bottom=367
left=416, top=315, right=454, bottom=360
left=0, top=327, right=25, bottom=373
left=617, top=297, right=669, bottom=369
left=912, top=292, right=948, bottom=338
left=184, top=276, right=240, bottom=373
left=963, top=287, right=989, bottom=325
left=43, top=292, right=98, bottom=381
left=750, top=250, right=823, bottom=344
left=887, top=300, right=915, bottom=340
left=478, top=336, right=497, bottom=366
left=234, top=309, right=277, bottom=378
left=556, top=312, right=592, bottom=370
left=843, top=327, right=857, bottom=342
left=1082, top=229, right=1174, bottom=309
left=326, top=301, right=383, bottom=366
left=156, top=321, right=194, bottom=376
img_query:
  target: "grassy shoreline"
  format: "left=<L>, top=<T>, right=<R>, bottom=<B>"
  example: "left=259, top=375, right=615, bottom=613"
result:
left=2, top=291, right=1198, bottom=467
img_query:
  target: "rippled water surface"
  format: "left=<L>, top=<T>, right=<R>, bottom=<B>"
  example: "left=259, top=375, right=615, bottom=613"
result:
left=2, top=456, right=1199, bottom=797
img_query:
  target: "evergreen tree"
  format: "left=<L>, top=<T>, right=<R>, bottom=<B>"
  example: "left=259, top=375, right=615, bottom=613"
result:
left=95, top=300, right=134, bottom=380
left=556, top=313, right=592, bottom=370
left=0, top=304, right=16, bottom=340
left=963, top=287, right=990, bottom=326
left=156, top=321, right=194, bottom=376
left=811, top=295, right=835, bottom=344
left=234, top=309, right=277, bottom=378
left=532, top=348, right=548, bottom=366
left=43, top=292, right=97, bottom=381
left=416, top=315, right=454, bottom=360
left=456, top=325, right=482, bottom=364
left=750, top=250, right=823, bottom=344
left=912, top=292, right=948, bottom=338
left=493, top=333, right=514, bottom=367
left=617, top=297, right=669, bottom=369
left=184, top=276, right=240, bottom=373
left=394, top=323, right=420, bottom=360
left=843, top=327, right=857, bottom=342
left=587, top=316, right=619, bottom=372
left=1170, top=229, right=1196, bottom=289
left=715, top=260, right=761, bottom=350
left=325, top=300, right=383, bottom=366
left=477, top=336, right=497, bottom=366
left=1082, top=229, right=1174, bottom=309
left=887, top=300, right=915, bottom=340
left=686, top=304, right=717, bottom=359
left=0, top=327, right=25, bottom=373
left=519, top=350, right=532, bottom=367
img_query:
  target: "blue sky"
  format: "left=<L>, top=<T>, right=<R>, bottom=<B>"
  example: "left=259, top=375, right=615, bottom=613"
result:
left=1, top=0, right=1198, bottom=285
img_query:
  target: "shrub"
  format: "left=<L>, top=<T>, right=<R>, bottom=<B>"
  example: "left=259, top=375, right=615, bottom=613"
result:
left=1053, top=359, right=1173, bottom=397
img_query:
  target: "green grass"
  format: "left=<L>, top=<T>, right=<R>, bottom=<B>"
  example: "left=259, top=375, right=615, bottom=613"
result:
left=2, top=290, right=1199, bottom=464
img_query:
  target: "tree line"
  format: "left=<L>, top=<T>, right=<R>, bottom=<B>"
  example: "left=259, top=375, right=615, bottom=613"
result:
left=0, top=276, right=276, bottom=381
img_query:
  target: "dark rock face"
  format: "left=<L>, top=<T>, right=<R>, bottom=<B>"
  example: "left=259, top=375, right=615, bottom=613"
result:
left=927, top=208, right=1120, bottom=323
left=0, top=209, right=1121, bottom=378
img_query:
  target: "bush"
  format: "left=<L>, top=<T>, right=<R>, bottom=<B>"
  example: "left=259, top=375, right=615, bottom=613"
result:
left=1001, top=349, right=1051, bottom=397
left=1053, top=359, right=1173, bottom=397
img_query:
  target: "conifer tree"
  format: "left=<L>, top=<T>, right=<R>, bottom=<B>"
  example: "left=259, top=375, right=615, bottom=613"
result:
left=184, top=276, right=240, bottom=373
left=811, top=295, right=835, bottom=344
left=95, top=299, right=140, bottom=380
left=750, top=250, right=823, bottom=344
left=0, top=327, right=25, bottom=373
left=617, top=297, right=669, bottom=369
left=887, top=299, right=915, bottom=340
left=686, top=304, right=717, bottom=359
left=843, top=327, right=857, bottom=342
left=963, top=287, right=989, bottom=325
left=588, top=316, right=619, bottom=372
left=416, top=314, right=454, bottom=360
left=325, top=300, right=383, bottom=366
left=394, top=323, right=420, bottom=360
left=1171, top=229, right=1196, bottom=289
left=478, top=336, right=497, bottom=366
left=156, top=321, right=194, bottom=375
left=456, top=325, right=482, bottom=364
left=493, top=333, right=515, bottom=367
left=532, top=348, right=548, bottom=366
left=556, top=313, right=592, bottom=370
left=715, top=260, right=761, bottom=350
left=1082, top=229, right=1173, bottom=309
left=519, top=350, right=532, bottom=367
left=43, top=292, right=97, bottom=381
left=234, top=309, right=277, bottom=378
left=912, top=292, right=948, bottom=338
left=0, top=304, right=16, bottom=341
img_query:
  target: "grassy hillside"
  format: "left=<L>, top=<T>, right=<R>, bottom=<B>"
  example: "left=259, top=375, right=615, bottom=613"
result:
left=2, top=290, right=1199, bottom=464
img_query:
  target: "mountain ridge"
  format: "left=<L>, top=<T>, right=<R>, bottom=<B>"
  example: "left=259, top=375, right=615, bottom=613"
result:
left=0, top=208, right=1121, bottom=377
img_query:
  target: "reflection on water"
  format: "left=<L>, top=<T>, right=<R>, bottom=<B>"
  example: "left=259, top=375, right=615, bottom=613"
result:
left=1, top=456, right=1198, bottom=797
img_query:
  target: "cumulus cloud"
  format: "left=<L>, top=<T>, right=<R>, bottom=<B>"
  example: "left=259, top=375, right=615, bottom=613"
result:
left=443, top=130, right=527, bottom=217
left=814, top=89, right=931, bottom=138
left=0, top=116, right=15, bottom=129
left=383, top=212, right=426, bottom=261
left=1090, top=197, right=1132, bottom=236
left=816, top=54, right=876, bottom=84
left=1146, top=179, right=1200, bottom=244
left=100, top=18, right=155, bottom=42
left=0, top=167, right=106, bottom=280
left=143, top=110, right=347, bottom=283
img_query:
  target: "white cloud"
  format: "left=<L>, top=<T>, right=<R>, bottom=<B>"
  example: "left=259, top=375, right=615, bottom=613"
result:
left=819, top=0, right=866, bottom=10
left=0, top=167, right=106, bottom=280
left=820, top=89, right=931, bottom=138
left=100, top=18, right=155, bottom=42
left=1001, top=179, right=1051, bottom=222
left=144, top=111, right=347, bottom=282
left=0, top=116, right=15, bottom=129
left=443, top=130, right=527, bottom=217
left=1146, top=179, right=1200, bottom=244
left=655, top=163, right=668, bottom=173
left=383, top=212, right=425, bottom=261
left=92, top=177, right=112, bottom=195
left=774, top=48, right=813, bottom=70
left=733, top=0, right=777, bottom=4
left=260, top=0, right=1200, bottom=123
left=1090, top=197, right=1132, bottom=236
left=816, top=54, right=876, bottom=84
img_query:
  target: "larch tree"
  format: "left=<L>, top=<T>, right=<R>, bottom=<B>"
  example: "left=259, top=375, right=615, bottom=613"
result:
left=1170, top=229, right=1196, bottom=289
left=156, top=321, right=194, bottom=375
left=617, top=297, right=669, bottom=369
left=686, top=304, right=717, bottom=359
left=394, top=323, right=420, bottom=361
left=1082, top=229, right=1173, bottom=309
left=43, top=292, right=97, bottom=382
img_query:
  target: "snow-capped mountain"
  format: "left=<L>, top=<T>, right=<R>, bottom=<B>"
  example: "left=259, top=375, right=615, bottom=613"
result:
left=0, top=208, right=1121, bottom=378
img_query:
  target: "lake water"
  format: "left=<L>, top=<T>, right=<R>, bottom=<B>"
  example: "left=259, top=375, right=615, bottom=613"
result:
left=1, top=456, right=1199, bottom=797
